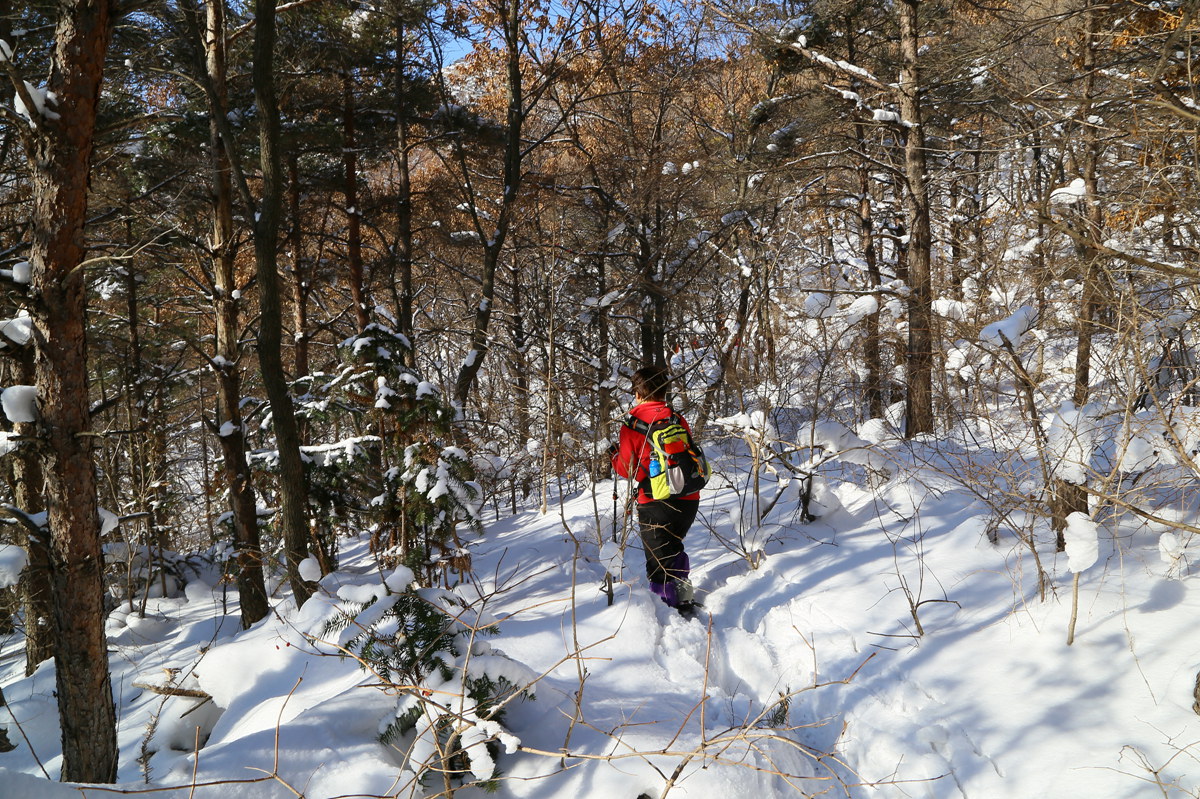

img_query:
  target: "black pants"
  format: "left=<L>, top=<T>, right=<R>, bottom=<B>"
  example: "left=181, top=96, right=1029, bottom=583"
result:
left=636, top=498, right=699, bottom=585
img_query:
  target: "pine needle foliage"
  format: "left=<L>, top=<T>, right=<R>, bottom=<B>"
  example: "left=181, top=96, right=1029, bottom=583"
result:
left=325, top=584, right=533, bottom=794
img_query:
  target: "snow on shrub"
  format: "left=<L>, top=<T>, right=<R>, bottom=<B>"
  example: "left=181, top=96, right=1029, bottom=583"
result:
left=1044, top=401, right=1101, bottom=485
left=1159, top=533, right=1186, bottom=573
left=325, top=581, right=535, bottom=793
left=979, top=305, right=1037, bottom=348
left=932, top=298, right=969, bottom=321
left=1063, top=512, right=1099, bottom=572
left=842, top=294, right=879, bottom=326
left=0, top=310, right=31, bottom=346
left=599, top=539, right=624, bottom=578
left=1049, top=177, right=1087, bottom=204
left=714, top=410, right=776, bottom=447
left=803, top=291, right=838, bottom=319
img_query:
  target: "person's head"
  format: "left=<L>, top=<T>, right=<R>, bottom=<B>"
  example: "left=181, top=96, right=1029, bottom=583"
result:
left=631, top=365, right=671, bottom=402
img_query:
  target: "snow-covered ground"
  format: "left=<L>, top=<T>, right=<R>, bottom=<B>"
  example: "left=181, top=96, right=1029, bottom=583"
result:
left=3, top=438, right=1200, bottom=798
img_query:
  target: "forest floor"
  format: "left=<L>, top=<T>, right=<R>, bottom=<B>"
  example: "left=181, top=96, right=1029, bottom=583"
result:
left=3, top=437, right=1200, bottom=798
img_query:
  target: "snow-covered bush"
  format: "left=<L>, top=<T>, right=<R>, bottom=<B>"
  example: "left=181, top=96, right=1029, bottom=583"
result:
left=328, top=579, right=533, bottom=795
left=103, top=541, right=217, bottom=607
left=387, top=442, right=483, bottom=582
left=288, top=313, right=482, bottom=582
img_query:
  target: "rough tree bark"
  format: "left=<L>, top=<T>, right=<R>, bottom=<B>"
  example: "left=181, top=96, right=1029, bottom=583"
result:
left=452, top=0, right=525, bottom=409
left=288, top=154, right=311, bottom=380
left=344, top=70, right=369, bottom=334
left=15, top=0, right=119, bottom=779
left=1052, top=2, right=1103, bottom=546
left=1, top=345, right=53, bottom=673
left=206, top=0, right=269, bottom=626
left=897, top=0, right=935, bottom=437
left=394, top=17, right=416, bottom=369
left=254, top=0, right=315, bottom=604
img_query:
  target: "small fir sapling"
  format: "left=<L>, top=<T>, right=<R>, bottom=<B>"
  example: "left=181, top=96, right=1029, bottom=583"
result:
left=291, top=314, right=481, bottom=577
left=325, top=578, right=533, bottom=792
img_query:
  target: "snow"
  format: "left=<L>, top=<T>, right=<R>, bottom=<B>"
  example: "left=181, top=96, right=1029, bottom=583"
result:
left=1063, top=512, right=1098, bottom=572
left=0, top=544, right=27, bottom=589
left=1003, top=236, right=1041, bottom=261
left=298, top=555, right=322, bottom=583
left=1, top=384, right=36, bottom=423
left=0, top=311, right=32, bottom=345
left=11, top=260, right=30, bottom=283
left=803, top=291, right=837, bottom=318
left=1045, top=401, right=1100, bottom=484
left=932, top=297, right=969, bottom=320
left=1050, top=177, right=1087, bottom=204
left=374, top=376, right=397, bottom=409
left=599, top=540, right=624, bottom=577
left=99, top=507, right=119, bottom=536
left=13, top=81, right=60, bottom=121
left=842, top=294, right=878, bottom=325
left=979, top=305, right=1037, bottom=348
left=1159, top=533, right=1185, bottom=570
left=7, top=435, right=1200, bottom=798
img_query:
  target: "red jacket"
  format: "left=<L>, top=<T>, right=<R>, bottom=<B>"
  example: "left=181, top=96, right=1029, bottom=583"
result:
left=612, top=400, right=701, bottom=504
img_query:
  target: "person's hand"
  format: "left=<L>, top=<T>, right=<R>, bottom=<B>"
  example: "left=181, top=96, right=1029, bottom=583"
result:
left=607, top=441, right=618, bottom=456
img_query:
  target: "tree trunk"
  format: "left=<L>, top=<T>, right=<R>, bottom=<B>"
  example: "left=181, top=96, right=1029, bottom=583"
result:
left=24, top=0, right=118, bottom=779
left=6, top=345, right=53, bottom=674
left=594, top=241, right=614, bottom=478
left=696, top=262, right=751, bottom=437
left=394, top=18, right=416, bottom=368
left=202, top=0, right=269, bottom=627
left=510, top=266, right=531, bottom=443
left=344, top=71, right=368, bottom=333
left=638, top=228, right=667, bottom=368
left=856, top=121, right=885, bottom=420
left=452, top=0, right=524, bottom=409
left=288, top=154, right=310, bottom=380
left=1053, top=2, right=1103, bottom=546
left=898, top=0, right=935, bottom=437
left=253, top=0, right=314, bottom=605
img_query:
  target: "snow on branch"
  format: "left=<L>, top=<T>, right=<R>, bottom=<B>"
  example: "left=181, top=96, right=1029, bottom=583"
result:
left=13, top=80, right=59, bottom=121
left=1049, top=178, right=1087, bottom=204
left=1040, top=213, right=1200, bottom=280
left=979, top=306, right=1037, bottom=349
left=1063, top=512, right=1098, bottom=573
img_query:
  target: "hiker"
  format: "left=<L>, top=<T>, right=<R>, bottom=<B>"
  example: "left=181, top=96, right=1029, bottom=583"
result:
left=611, top=365, right=704, bottom=615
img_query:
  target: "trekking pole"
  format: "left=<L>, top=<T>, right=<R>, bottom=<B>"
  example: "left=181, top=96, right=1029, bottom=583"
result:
left=602, top=468, right=620, bottom=606
left=612, top=484, right=620, bottom=540
left=603, top=481, right=638, bottom=607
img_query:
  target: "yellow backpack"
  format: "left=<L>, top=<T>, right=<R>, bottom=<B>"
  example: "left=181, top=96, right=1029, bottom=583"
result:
left=625, top=412, right=710, bottom=500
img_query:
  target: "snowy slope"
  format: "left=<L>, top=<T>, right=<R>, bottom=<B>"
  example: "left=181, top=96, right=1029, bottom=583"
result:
left=3, top=442, right=1200, bottom=798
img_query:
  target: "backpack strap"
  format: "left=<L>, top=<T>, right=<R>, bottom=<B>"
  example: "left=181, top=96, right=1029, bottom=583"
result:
left=624, top=410, right=680, bottom=435
left=624, top=415, right=650, bottom=435
left=624, top=412, right=669, bottom=497
left=623, top=415, right=650, bottom=493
